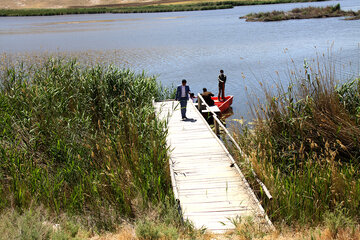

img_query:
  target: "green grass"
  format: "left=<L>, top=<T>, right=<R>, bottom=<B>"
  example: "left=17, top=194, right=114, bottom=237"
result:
left=0, top=0, right=326, bottom=16
left=232, top=58, right=360, bottom=226
left=0, top=207, right=89, bottom=240
left=241, top=3, right=360, bottom=21
left=0, top=57, right=176, bottom=231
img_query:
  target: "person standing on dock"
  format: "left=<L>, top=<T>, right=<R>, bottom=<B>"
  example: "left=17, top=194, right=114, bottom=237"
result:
left=176, top=79, right=191, bottom=120
left=218, top=69, right=226, bottom=101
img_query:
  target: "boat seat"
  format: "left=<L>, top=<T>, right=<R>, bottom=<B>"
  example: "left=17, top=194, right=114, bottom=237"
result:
left=201, top=105, right=220, bottom=113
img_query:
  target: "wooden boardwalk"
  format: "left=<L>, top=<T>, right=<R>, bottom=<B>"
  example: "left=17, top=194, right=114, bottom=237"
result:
left=154, top=100, right=272, bottom=233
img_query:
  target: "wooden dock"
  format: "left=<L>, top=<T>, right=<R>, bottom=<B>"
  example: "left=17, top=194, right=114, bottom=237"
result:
left=154, top=100, right=272, bottom=233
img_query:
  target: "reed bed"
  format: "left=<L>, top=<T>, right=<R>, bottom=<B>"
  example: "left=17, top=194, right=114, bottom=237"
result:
left=241, top=4, right=360, bottom=21
left=232, top=58, right=360, bottom=230
left=0, top=0, right=326, bottom=16
left=0, top=57, right=176, bottom=231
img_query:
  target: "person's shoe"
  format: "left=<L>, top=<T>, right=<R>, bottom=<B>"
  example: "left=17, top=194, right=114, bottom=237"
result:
left=182, top=117, right=188, bottom=120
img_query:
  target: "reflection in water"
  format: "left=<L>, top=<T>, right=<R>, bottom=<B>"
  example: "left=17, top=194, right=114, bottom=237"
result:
left=34, top=18, right=144, bottom=26
left=0, top=15, right=186, bottom=35
left=0, top=27, right=112, bottom=35
left=221, top=107, right=234, bottom=120
left=33, top=16, right=185, bottom=26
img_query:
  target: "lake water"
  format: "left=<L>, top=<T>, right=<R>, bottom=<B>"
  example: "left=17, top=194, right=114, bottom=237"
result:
left=1, top=0, right=360, bottom=120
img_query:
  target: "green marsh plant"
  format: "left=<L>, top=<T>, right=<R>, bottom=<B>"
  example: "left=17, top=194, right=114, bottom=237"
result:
left=0, top=57, right=174, bottom=231
left=233, top=58, right=360, bottom=226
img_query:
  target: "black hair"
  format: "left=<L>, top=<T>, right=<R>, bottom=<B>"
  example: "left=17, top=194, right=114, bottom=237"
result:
left=203, top=88, right=207, bottom=92
left=220, top=70, right=224, bottom=73
left=182, top=79, right=187, bottom=84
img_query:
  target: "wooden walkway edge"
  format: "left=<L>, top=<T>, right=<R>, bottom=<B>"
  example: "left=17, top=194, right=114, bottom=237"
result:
left=155, top=100, right=272, bottom=233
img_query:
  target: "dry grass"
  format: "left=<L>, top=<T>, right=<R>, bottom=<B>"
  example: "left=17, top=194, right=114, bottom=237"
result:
left=160, top=0, right=280, bottom=6
left=3, top=0, right=323, bottom=10
left=267, top=225, right=360, bottom=240
left=91, top=225, right=137, bottom=240
left=2, top=0, right=132, bottom=9
left=1, top=0, right=246, bottom=9
left=219, top=220, right=360, bottom=240
left=1, top=205, right=359, bottom=240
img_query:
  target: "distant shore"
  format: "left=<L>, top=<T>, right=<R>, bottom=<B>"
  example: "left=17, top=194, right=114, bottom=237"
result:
left=0, top=0, right=327, bottom=16
left=240, top=3, right=360, bottom=21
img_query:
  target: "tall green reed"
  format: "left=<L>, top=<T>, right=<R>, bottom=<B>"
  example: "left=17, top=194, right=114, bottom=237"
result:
left=232, top=59, right=360, bottom=225
left=0, top=57, right=173, bottom=231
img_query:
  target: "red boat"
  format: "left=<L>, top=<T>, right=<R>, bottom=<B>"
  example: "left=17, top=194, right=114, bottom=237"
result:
left=211, top=96, right=233, bottom=113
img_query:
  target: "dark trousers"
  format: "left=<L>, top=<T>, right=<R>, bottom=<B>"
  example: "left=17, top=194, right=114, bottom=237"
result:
left=218, top=83, right=225, bottom=100
left=179, top=97, right=187, bottom=118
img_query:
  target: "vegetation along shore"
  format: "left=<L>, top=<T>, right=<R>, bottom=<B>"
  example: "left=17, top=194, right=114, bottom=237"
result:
left=0, top=57, right=190, bottom=239
left=230, top=57, right=360, bottom=239
left=241, top=3, right=360, bottom=21
left=1, top=51, right=360, bottom=239
left=0, top=0, right=327, bottom=16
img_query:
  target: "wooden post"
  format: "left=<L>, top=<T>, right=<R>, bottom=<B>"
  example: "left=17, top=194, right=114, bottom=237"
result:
left=197, top=93, right=202, bottom=111
left=214, top=117, right=220, bottom=135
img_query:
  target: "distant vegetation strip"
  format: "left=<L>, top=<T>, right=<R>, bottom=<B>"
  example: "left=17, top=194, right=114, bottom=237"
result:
left=241, top=3, right=360, bottom=21
left=0, top=0, right=327, bottom=16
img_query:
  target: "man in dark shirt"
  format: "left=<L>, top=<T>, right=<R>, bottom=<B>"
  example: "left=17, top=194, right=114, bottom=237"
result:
left=218, top=69, right=226, bottom=101
left=175, top=79, right=191, bottom=120
left=201, top=88, right=215, bottom=106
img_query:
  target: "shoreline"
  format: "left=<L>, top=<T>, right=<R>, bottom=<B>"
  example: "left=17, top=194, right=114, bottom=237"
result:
left=0, top=0, right=327, bottom=16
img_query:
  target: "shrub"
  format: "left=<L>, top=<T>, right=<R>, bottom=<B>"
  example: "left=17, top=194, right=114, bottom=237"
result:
left=323, top=205, right=356, bottom=238
left=241, top=4, right=359, bottom=21
left=0, top=207, right=87, bottom=240
left=135, top=220, right=178, bottom=240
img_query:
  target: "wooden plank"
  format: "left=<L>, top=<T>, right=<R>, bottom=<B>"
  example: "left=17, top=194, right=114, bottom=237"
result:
left=173, top=169, right=236, bottom=175
left=179, top=198, right=251, bottom=204
left=178, top=190, right=251, bottom=197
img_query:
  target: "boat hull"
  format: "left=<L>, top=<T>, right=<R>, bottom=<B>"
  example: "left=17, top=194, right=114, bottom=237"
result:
left=211, top=96, right=233, bottom=113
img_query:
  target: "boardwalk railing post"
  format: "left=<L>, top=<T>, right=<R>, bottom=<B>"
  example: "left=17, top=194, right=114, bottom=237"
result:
left=197, top=94, right=202, bottom=111
left=214, top=117, right=220, bottom=135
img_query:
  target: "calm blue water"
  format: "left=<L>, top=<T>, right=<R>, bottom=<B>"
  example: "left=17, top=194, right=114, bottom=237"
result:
left=1, top=0, right=359, bottom=119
